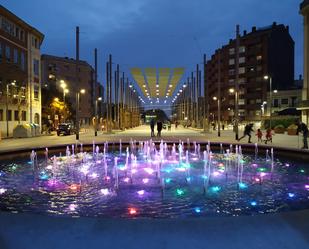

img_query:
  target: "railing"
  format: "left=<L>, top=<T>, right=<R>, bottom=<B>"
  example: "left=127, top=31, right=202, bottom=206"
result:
left=298, top=100, right=309, bottom=108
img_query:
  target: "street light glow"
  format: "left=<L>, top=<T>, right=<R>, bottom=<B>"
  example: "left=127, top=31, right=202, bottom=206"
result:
left=80, top=89, right=86, bottom=94
left=264, top=75, right=269, bottom=80
left=213, top=96, right=218, bottom=101
left=229, top=88, right=235, bottom=93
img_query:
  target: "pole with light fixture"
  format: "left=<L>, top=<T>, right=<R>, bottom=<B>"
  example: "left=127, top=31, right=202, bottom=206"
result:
left=94, top=97, right=102, bottom=136
left=76, top=89, right=85, bottom=140
left=6, top=81, right=16, bottom=137
left=264, top=75, right=272, bottom=129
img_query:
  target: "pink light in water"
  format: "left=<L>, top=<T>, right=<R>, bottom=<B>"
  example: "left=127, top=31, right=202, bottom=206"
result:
left=46, top=165, right=53, bottom=170
left=69, top=184, right=80, bottom=191
left=192, top=158, right=199, bottom=161
left=96, top=160, right=101, bottom=164
left=255, top=178, right=260, bottom=182
left=131, top=169, right=137, bottom=174
left=213, top=171, right=220, bottom=177
left=252, top=164, right=258, bottom=167
left=260, top=172, right=266, bottom=177
left=144, top=168, right=154, bottom=175
left=123, top=177, right=130, bottom=183
left=69, top=204, right=77, bottom=211
left=218, top=163, right=224, bottom=167
left=142, top=178, right=149, bottom=184
left=177, top=168, right=186, bottom=172
left=137, top=190, right=145, bottom=196
left=305, top=185, right=309, bottom=189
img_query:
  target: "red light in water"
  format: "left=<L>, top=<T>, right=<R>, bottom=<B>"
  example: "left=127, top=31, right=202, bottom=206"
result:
left=129, top=208, right=137, bottom=215
left=69, top=184, right=80, bottom=191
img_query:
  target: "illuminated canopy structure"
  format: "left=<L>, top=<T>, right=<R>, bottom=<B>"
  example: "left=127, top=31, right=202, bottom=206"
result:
left=130, top=67, right=185, bottom=103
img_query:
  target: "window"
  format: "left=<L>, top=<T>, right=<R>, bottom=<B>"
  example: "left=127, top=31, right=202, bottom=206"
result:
left=15, top=27, right=20, bottom=39
left=34, top=85, right=39, bottom=100
left=22, top=111, right=26, bottom=121
left=20, top=30, right=24, bottom=41
left=13, top=49, right=18, bottom=64
left=257, top=55, right=262, bottom=61
left=21, top=52, right=25, bottom=71
left=239, top=78, right=246, bottom=84
left=33, top=59, right=39, bottom=76
left=239, top=57, right=245, bottom=64
left=2, top=18, right=15, bottom=36
left=249, top=99, right=255, bottom=105
left=239, top=46, right=246, bottom=53
left=274, top=99, right=279, bottom=107
left=281, top=98, right=288, bottom=105
left=239, top=99, right=245, bottom=105
left=229, top=59, right=235, bottom=65
left=256, top=110, right=261, bottom=116
left=0, top=109, right=3, bottom=121
left=229, top=79, right=234, bottom=84
left=14, top=110, right=19, bottom=121
left=256, top=99, right=262, bottom=104
left=229, top=69, right=235, bottom=76
left=7, top=110, right=12, bottom=121
left=239, top=67, right=245, bottom=74
left=5, top=45, right=10, bottom=62
left=229, top=48, right=235, bottom=55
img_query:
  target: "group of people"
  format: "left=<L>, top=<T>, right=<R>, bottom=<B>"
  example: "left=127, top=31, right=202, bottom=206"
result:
left=238, top=121, right=308, bottom=149
left=150, top=119, right=163, bottom=137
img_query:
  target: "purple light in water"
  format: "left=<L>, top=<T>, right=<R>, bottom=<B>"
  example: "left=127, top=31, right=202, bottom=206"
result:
left=46, top=165, right=53, bottom=170
left=252, top=164, right=258, bottom=167
left=100, top=188, right=110, bottom=196
left=142, top=178, right=149, bottom=184
left=131, top=169, right=137, bottom=174
left=144, top=168, right=154, bottom=175
left=260, top=172, right=266, bottom=177
left=192, top=157, right=199, bottom=161
left=305, top=185, right=309, bottom=189
left=137, top=190, right=145, bottom=196
left=69, top=204, right=77, bottom=211
left=285, top=163, right=290, bottom=167
left=288, top=193, right=295, bottom=198
left=123, top=177, right=130, bottom=183
left=90, top=173, right=98, bottom=179
left=0, top=188, right=7, bottom=194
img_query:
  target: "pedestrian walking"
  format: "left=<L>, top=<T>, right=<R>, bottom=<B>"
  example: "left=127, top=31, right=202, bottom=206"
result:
left=256, top=129, right=263, bottom=142
left=157, top=120, right=163, bottom=137
left=297, top=121, right=308, bottom=149
left=238, top=123, right=254, bottom=143
left=265, top=128, right=273, bottom=144
left=150, top=119, right=155, bottom=137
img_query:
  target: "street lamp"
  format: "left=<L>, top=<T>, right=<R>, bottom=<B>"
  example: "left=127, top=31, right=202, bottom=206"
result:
left=76, top=89, right=86, bottom=140
left=60, top=81, right=67, bottom=102
left=229, top=87, right=239, bottom=139
left=6, top=81, right=16, bottom=137
left=94, top=97, right=102, bottom=136
left=213, top=96, right=221, bottom=137
left=264, top=75, right=273, bottom=129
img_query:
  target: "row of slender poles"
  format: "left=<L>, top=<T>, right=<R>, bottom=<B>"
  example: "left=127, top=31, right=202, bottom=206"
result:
left=172, top=25, right=241, bottom=139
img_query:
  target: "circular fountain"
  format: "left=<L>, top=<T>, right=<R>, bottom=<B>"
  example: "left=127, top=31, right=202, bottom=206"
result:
left=0, top=139, right=308, bottom=218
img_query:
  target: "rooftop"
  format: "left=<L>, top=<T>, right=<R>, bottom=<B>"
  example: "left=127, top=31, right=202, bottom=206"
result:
left=300, top=0, right=309, bottom=10
left=41, top=54, right=93, bottom=69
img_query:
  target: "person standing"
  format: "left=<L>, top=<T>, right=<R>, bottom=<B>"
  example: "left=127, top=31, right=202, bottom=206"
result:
left=157, top=120, right=163, bottom=137
left=150, top=119, right=155, bottom=137
left=297, top=121, right=308, bottom=149
left=256, top=129, right=263, bottom=143
left=238, top=123, right=254, bottom=143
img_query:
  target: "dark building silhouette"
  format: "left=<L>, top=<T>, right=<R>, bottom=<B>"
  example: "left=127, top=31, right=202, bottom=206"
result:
left=206, top=22, right=294, bottom=122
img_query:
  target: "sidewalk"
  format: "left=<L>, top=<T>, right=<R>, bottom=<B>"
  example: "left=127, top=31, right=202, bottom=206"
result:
left=0, top=125, right=308, bottom=153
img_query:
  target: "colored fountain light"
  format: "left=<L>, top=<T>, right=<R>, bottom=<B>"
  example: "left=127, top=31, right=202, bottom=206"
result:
left=213, top=171, right=220, bottom=177
left=165, top=178, right=172, bottom=183
left=100, top=188, right=110, bottom=196
left=288, top=193, right=295, bottom=198
left=176, top=188, right=185, bottom=196
left=69, top=204, right=78, bottom=211
left=137, top=190, right=145, bottom=196
left=129, top=208, right=137, bottom=215
left=211, top=186, right=221, bottom=193
left=142, top=178, right=149, bottom=184
left=238, top=182, right=248, bottom=189
left=90, top=173, right=98, bottom=179
left=123, top=177, right=130, bottom=183
left=250, top=201, right=257, bottom=206
left=194, top=207, right=201, bottom=213
left=69, top=184, right=80, bottom=191
left=0, top=188, right=7, bottom=194
left=144, top=168, right=154, bottom=175
left=305, top=185, right=309, bottom=189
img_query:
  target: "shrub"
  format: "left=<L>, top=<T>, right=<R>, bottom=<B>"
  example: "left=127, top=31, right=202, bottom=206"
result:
left=274, top=124, right=285, bottom=134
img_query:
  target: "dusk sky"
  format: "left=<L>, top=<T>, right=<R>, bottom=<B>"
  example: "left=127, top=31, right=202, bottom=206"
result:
left=2, top=0, right=304, bottom=86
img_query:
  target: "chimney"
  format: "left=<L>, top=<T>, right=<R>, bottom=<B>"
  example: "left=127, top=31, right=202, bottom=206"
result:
left=243, top=30, right=247, bottom=36
left=252, top=26, right=256, bottom=32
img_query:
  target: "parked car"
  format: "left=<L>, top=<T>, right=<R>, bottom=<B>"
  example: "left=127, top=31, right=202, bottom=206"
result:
left=57, top=123, right=75, bottom=136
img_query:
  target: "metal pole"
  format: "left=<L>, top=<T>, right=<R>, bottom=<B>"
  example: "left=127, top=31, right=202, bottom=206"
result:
left=6, top=84, right=9, bottom=137
left=108, top=54, right=112, bottom=132
left=218, top=50, right=221, bottom=137
left=235, top=25, right=240, bottom=140
left=94, top=48, right=98, bottom=136
left=196, top=64, right=199, bottom=127
left=75, top=26, right=80, bottom=140
left=269, top=77, right=272, bottom=129
left=106, top=62, right=109, bottom=132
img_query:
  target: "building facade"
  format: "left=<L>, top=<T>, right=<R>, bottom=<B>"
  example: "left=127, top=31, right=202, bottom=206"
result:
left=41, top=54, right=96, bottom=127
left=299, top=0, right=309, bottom=125
left=0, top=5, right=44, bottom=137
left=206, top=23, right=294, bottom=123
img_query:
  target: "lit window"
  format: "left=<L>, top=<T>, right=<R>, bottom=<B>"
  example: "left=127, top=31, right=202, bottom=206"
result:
left=257, top=55, right=262, bottom=61
left=239, top=57, right=245, bottom=63
left=229, top=59, right=235, bottom=65
left=239, top=67, right=245, bottom=74
left=239, top=46, right=246, bottom=53
left=229, top=48, right=235, bottom=55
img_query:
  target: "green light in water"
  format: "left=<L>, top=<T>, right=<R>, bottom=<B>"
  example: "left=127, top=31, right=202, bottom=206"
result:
left=300, top=169, right=305, bottom=173
left=238, top=182, right=248, bottom=189
left=257, top=168, right=267, bottom=172
left=176, top=188, right=185, bottom=196
left=165, top=178, right=172, bottom=184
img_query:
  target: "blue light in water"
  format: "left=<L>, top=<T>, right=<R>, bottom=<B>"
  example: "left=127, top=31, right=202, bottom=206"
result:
left=288, top=193, right=295, bottom=198
left=165, top=178, right=172, bottom=184
left=39, top=171, right=49, bottom=180
left=186, top=177, right=191, bottom=182
left=202, top=175, right=208, bottom=180
left=194, top=207, right=201, bottom=213
left=211, top=186, right=221, bottom=193
left=250, top=201, right=257, bottom=206
left=165, top=169, right=172, bottom=173
left=238, top=182, right=248, bottom=189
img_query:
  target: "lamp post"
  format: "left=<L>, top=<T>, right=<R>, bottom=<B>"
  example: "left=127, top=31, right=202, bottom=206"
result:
left=213, top=96, right=221, bottom=137
left=94, top=97, right=102, bottom=136
left=229, top=87, right=239, bottom=138
left=6, top=81, right=16, bottom=137
left=76, top=89, right=85, bottom=140
left=264, top=75, right=272, bottom=129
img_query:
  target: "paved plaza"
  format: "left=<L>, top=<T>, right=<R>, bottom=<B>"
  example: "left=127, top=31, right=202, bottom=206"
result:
left=0, top=125, right=307, bottom=153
